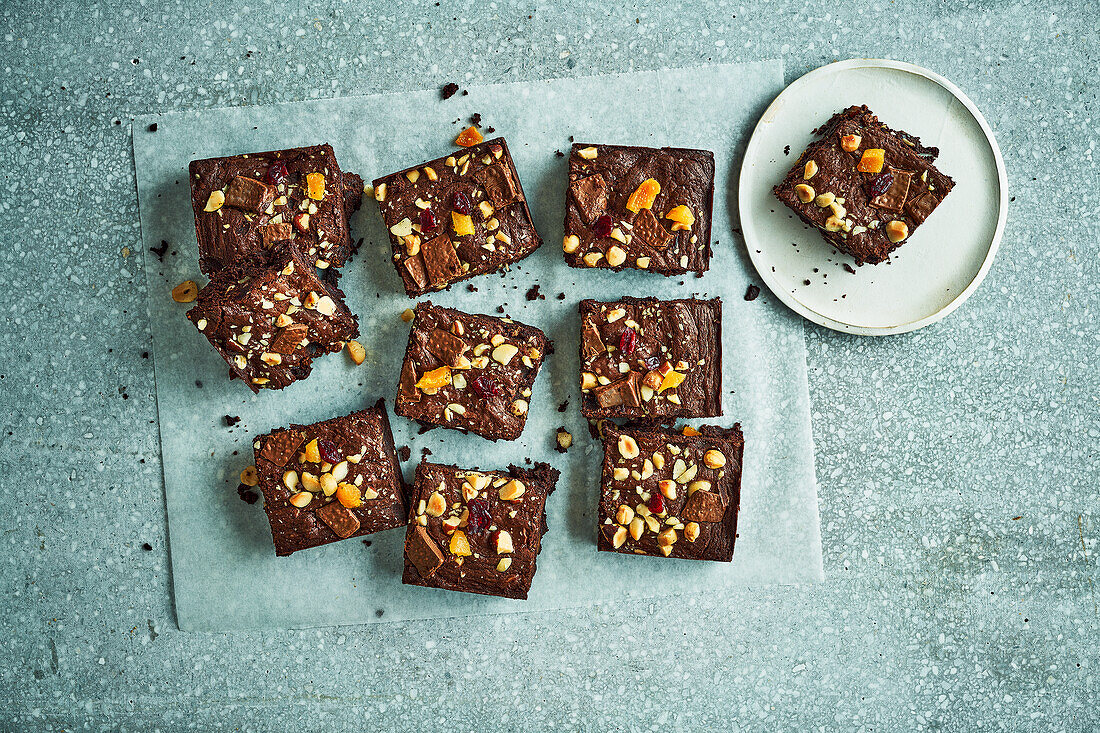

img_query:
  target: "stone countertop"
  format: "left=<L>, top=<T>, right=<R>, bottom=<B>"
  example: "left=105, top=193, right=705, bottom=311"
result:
left=1, top=1, right=1095, bottom=730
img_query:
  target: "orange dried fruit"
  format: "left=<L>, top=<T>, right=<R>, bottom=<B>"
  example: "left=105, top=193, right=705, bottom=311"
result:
left=455, top=126, right=483, bottom=147
left=172, top=280, right=198, bottom=303
left=449, top=530, right=472, bottom=557
left=626, top=178, right=661, bottom=213
left=664, top=204, right=695, bottom=231
left=335, top=482, right=362, bottom=508
left=682, top=426, right=701, bottom=437
left=451, top=211, right=475, bottom=236
left=305, top=172, right=326, bottom=200
left=658, top=369, right=686, bottom=394
left=415, top=366, right=452, bottom=394
left=303, top=439, right=321, bottom=463
left=857, top=149, right=885, bottom=174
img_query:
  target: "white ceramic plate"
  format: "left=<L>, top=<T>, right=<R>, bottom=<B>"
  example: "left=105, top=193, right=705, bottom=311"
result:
left=739, top=59, right=1008, bottom=335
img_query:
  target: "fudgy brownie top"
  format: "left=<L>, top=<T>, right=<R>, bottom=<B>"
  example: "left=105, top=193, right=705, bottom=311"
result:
left=186, top=245, right=358, bottom=393
left=773, top=105, right=955, bottom=265
left=373, top=137, right=542, bottom=297
left=402, top=460, right=559, bottom=599
left=563, top=144, right=715, bottom=275
left=190, top=144, right=360, bottom=274
left=395, top=302, right=550, bottom=441
left=253, top=400, right=407, bottom=556
left=598, top=423, right=742, bottom=562
left=579, top=296, right=722, bottom=422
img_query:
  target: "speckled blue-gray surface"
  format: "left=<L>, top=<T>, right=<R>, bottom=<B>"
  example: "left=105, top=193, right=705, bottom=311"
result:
left=2, top=0, right=1096, bottom=730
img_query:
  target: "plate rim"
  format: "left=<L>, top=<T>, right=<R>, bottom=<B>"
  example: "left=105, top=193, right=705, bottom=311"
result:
left=738, top=58, right=1009, bottom=336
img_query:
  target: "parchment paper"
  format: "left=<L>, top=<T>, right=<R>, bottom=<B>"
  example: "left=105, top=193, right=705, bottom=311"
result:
left=134, top=61, right=823, bottom=631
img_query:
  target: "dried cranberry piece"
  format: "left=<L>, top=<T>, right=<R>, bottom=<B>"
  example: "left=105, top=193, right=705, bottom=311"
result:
left=470, top=375, right=502, bottom=399
left=648, top=493, right=664, bottom=515
left=869, top=171, right=894, bottom=198
left=592, top=214, right=613, bottom=239
left=265, top=161, right=289, bottom=186
left=316, top=438, right=341, bottom=464
left=466, top=498, right=491, bottom=534
left=618, top=327, right=637, bottom=356
left=419, top=207, right=437, bottom=233
left=452, top=191, right=472, bottom=215
left=643, top=355, right=662, bottom=371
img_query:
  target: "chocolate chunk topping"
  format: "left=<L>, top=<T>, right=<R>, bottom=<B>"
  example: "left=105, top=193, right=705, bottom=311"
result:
left=631, top=208, right=673, bottom=250
left=904, top=191, right=940, bottom=224
left=316, top=500, right=361, bottom=539
left=406, top=525, right=445, bottom=578
left=260, top=222, right=294, bottom=247
left=592, top=372, right=641, bottom=408
left=569, top=173, right=609, bottom=224
left=398, top=359, right=420, bottom=403
left=475, top=162, right=523, bottom=209
left=681, top=489, right=726, bottom=523
left=426, top=328, right=469, bottom=367
left=869, top=168, right=912, bottom=212
left=270, top=323, right=308, bottom=354
left=260, top=430, right=304, bottom=467
left=581, top=319, right=605, bottom=361
left=402, top=254, right=429, bottom=290
left=224, top=175, right=275, bottom=213
left=420, top=234, right=464, bottom=287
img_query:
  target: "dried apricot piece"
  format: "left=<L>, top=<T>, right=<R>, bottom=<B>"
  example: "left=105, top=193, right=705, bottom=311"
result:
left=451, top=211, right=475, bottom=236
left=682, top=426, right=701, bottom=437
left=455, top=126, right=483, bottom=147
left=658, top=369, right=686, bottom=393
left=415, top=366, right=452, bottom=394
left=856, top=149, right=885, bottom=174
left=305, top=172, right=326, bottom=200
left=626, top=178, right=661, bottom=212
left=302, top=439, right=321, bottom=463
left=335, top=482, right=362, bottom=508
left=449, top=530, right=473, bottom=557
left=172, top=280, right=198, bottom=303
left=664, top=204, right=695, bottom=231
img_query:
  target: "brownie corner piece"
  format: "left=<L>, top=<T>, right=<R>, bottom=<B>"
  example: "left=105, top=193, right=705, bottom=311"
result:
left=253, top=399, right=407, bottom=556
left=773, top=104, right=955, bottom=265
left=402, top=460, right=559, bottom=599
left=189, top=143, right=361, bottom=274
left=563, top=143, right=715, bottom=276
left=598, top=422, right=742, bottom=561
left=373, top=137, right=542, bottom=297
left=394, top=302, right=550, bottom=441
left=186, top=244, right=358, bottom=393
left=579, top=296, right=721, bottom=422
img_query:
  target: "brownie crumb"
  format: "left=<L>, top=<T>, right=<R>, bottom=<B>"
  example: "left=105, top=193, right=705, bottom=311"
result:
left=224, top=415, right=241, bottom=427
left=417, top=423, right=435, bottom=435
left=557, top=400, right=569, bottom=413
left=141, top=543, right=153, bottom=551
left=441, top=82, right=459, bottom=99
left=420, top=447, right=433, bottom=457
left=485, top=126, right=495, bottom=133
left=398, top=445, right=411, bottom=462
left=803, top=279, right=811, bottom=286
left=141, top=351, right=149, bottom=359
left=470, top=112, right=482, bottom=126
left=461, top=90, right=468, bottom=96
left=744, top=284, right=761, bottom=301
left=236, top=484, right=259, bottom=504
left=466, top=283, right=478, bottom=292
left=843, top=263, right=857, bottom=274
left=783, top=144, right=790, bottom=155
left=376, top=609, right=385, bottom=617
left=555, top=150, right=565, bottom=157
left=496, top=305, right=505, bottom=314
left=362, top=540, right=373, bottom=547
left=556, top=292, right=565, bottom=300
left=148, top=123, right=158, bottom=132
left=150, top=240, right=169, bottom=261
left=525, top=284, right=543, bottom=301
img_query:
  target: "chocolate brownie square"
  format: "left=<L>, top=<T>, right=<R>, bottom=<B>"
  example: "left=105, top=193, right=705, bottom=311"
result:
left=402, top=460, right=559, bottom=599
left=579, top=296, right=721, bottom=422
left=253, top=400, right=407, bottom=556
left=394, top=302, right=550, bottom=441
left=598, top=423, right=742, bottom=561
left=372, top=138, right=542, bottom=296
left=190, top=144, right=363, bottom=274
left=562, top=144, right=715, bottom=276
left=773, top=105, right=956, bottom=265
left=186, top=244, right=358, bottom=393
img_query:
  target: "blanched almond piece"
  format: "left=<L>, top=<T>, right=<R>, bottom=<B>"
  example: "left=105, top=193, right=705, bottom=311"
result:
left=499, top=479, right=525, bottom=501
left=616, top=505, right=635, bottom=525
left=346, top=340, right=366, bottom=365
left=618, top=435, right=640, bottom=460
left=289, top=491, right=312, bottom=508
left=703, top=449, right=726, bottom=469
left=495, top=530, right=514, bottom=554
left=629, top=517, right=645, bottom=541
left=426, top=491, right=447, bottom=517
left=611, top=525, right=628, bottom=548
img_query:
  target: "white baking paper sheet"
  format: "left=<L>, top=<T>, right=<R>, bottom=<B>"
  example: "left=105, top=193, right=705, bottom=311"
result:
left=134, top=60, right=823, bottom=631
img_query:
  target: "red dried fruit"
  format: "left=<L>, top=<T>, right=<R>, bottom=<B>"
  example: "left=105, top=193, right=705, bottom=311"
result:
left=466, top=498, right=491, bottom=534
left=648, top=493, right=664, bottom=514
left=419, top=207, right=438, bottom=233
left=470, top=375, right=502, bottom=398
left=452, top=191, right=472, bottom=215
left=592, top=214, right=613, bottom=239
left=265, top=161, right=289, bottom=186
left=869, top=171, right=895, bottom=198
left=316, top=438, right=340, bottom=464
left=618, top=327, right=637, bottom=356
